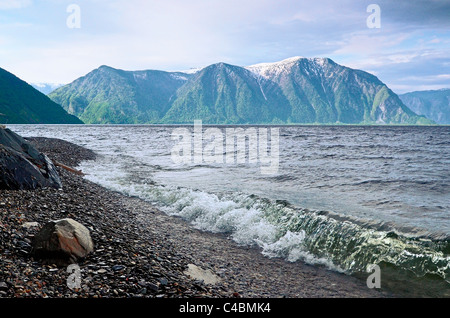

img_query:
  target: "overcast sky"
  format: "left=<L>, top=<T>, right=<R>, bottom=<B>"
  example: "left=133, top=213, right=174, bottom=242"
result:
left=0, top=0, right=449, bottom=93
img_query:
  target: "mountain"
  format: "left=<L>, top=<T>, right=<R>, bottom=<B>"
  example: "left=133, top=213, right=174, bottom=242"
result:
left=246, top=57, right=430, bottom=124
left=49, top=58, right=433, bottom=125
left=31, top=83, right=64, bottom=95
left=161, top=62, right=291, bottom=124
left=0, top=67, right=83, bottom=124
left=49, top=66, right=191, bottom=124
left=399, top=89, right=450, bottom=125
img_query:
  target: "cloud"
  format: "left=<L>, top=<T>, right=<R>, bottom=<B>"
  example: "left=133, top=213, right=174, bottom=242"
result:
left=389, top=83, right=450, bottom=94
left=0, top=0, right=32, bottom=10
left=364, top=50, right=450, bottom=93
left=429, top=38, right=441, bottom=44
left=1, top=0, right=449, bottom=94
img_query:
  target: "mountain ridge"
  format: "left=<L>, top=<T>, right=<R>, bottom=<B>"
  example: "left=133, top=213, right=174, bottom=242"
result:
left=48, top=57, right=434, bottom=125
left=399, top=89, right=450, bottom=125
left=50, top=66, right=191, bottom=124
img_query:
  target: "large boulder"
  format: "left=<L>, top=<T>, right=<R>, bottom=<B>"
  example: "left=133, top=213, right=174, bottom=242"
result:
left=0, top=127, right=62, bottom=190
left=32, top=218, right=94, bottom=265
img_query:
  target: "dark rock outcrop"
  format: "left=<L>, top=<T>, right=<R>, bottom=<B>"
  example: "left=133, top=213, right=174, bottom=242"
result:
left=0, top=127, right=62, bottom=190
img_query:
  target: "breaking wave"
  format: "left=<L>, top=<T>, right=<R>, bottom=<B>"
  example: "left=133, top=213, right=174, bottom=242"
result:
left=80, top=160, right=450, bottom=296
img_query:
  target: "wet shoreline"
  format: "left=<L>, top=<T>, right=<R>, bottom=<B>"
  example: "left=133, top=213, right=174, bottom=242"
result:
left=0, top=137, right=391, bottom=298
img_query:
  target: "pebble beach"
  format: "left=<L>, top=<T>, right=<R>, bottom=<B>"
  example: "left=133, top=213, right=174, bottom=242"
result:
left=0, top=137, right=391, bottom=299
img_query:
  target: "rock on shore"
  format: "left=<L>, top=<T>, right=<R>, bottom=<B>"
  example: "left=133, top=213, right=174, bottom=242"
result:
left=32, top=218, right=94, bottom=265
left=0, top=128, right=61, bottom=190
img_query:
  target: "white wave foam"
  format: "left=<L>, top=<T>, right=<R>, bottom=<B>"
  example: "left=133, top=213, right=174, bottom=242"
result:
left=79, top=157, right=344, bottom=271
left=79, top=155, right=448, bottom=280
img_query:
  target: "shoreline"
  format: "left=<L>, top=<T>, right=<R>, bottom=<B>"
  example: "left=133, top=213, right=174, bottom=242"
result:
left=0, top=137, right=392, bottom=298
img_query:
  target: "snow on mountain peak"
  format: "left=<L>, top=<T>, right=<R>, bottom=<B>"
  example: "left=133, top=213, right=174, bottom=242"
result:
left=179, top=67, right=204, bottom=74
left=245, top=56, right=305, bottom=78
left=309, top=57, right=328, bottom=66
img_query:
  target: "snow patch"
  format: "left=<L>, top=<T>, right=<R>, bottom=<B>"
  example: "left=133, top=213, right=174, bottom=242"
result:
left=179, top=67, right=204, bottom=74
left=310, top=57, right=327, bottom=66
left=170, top=73, right=189, bottom=81
left=133, top=73, right=148, bottom=81
left=246, top=56, right=305, bottom=79
left=256, top=76, right=268, bottom=101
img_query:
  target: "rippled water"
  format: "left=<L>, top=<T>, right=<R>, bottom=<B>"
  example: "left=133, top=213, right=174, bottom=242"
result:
left=11, top=124, right=450, bottom=296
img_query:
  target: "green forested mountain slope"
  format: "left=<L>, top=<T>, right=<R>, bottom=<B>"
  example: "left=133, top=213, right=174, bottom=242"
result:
left=48, top=58, right=433, bottom=125
left=49, top=66, right=191, bottom=124
left=0, top=67, right=83, bottom=124
left=399, top=89, right=450, bottom=125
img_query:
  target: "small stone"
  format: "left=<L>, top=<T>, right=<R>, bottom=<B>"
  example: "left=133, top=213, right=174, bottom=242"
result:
left=147, top=283, right=159, bottom=292
left=22, top=222, right=39, bottom=229
left=159, top=278, right=168, bottom=286
left=138, top=288, right=147, bottom=295
left=184, top=264, right=221, bottom=285
left=112, top=265, right=125, bottom=272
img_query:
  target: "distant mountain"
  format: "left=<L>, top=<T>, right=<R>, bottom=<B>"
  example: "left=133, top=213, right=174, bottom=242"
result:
left=246, top=57, right=430, bottom=124
left=399, top=89, right=450, bottom=125
left=49, top=66, right=191, bottom=124
left=31, top=83, right=64, bottom=95
left=0, top=67, right=83, bottom=124
left=49, top=58, right=433, bottom=125
left=162, top=62, right=291, bottom=124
